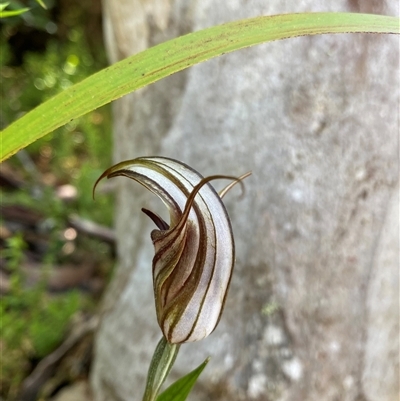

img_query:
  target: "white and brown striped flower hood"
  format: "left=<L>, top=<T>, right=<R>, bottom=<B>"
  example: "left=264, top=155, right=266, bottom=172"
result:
left=94, top=157, right=250, bottom=344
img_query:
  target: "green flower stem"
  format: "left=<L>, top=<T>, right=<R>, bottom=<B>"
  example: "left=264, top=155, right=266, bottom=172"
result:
left=142, top=336, right=181, bottom=401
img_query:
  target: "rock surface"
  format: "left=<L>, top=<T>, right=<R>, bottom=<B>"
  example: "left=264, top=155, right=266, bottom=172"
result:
left=91, top=1, right=399, bottom=400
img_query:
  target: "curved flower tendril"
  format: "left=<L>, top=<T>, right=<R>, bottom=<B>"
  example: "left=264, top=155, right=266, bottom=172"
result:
left=93, top=157, right=251, bottom=344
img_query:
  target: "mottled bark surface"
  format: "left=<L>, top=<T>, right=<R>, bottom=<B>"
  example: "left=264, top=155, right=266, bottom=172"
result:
left=91, top=1, right=399, bottom=400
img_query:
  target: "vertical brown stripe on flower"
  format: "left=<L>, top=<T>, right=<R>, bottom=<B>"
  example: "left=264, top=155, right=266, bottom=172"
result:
left=94, top=157, right=250, bottom=343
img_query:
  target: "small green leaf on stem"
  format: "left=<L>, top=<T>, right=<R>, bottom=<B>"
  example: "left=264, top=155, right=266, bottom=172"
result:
left=156, top=358, right=210, bottom=401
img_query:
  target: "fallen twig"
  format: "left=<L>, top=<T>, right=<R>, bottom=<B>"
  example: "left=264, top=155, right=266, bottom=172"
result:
left=68, top=214, right=115, bottom=245
left=18, top=315, right=99, bottom=401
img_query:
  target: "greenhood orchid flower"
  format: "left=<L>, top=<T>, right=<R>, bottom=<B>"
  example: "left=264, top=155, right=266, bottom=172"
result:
left=94, top=157, right=250, bottom=344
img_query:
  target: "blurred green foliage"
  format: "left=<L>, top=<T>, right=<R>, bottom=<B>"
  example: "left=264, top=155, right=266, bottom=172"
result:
left=0, top=4, right=29, bottom=18
left=1, top=2, right=113, bottom=398
left=0, top=233, right=82, bottom=397
left=0, top=0, right=53, bottom=24
left=1, top=0, right=113, bottom=223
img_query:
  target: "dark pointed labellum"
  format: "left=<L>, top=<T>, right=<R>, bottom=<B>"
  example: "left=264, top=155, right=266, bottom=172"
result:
left=94, top=157, right=250, bottom=344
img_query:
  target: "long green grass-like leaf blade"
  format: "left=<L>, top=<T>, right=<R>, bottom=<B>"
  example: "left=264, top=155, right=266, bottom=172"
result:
left=156, top=358, right=209, bottom=401
left=1, top=12, right=399, bottom=161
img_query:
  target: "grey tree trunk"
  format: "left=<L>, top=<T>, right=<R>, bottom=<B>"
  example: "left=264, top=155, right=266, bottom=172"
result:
left=91, top=1, right=399, bottom=400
